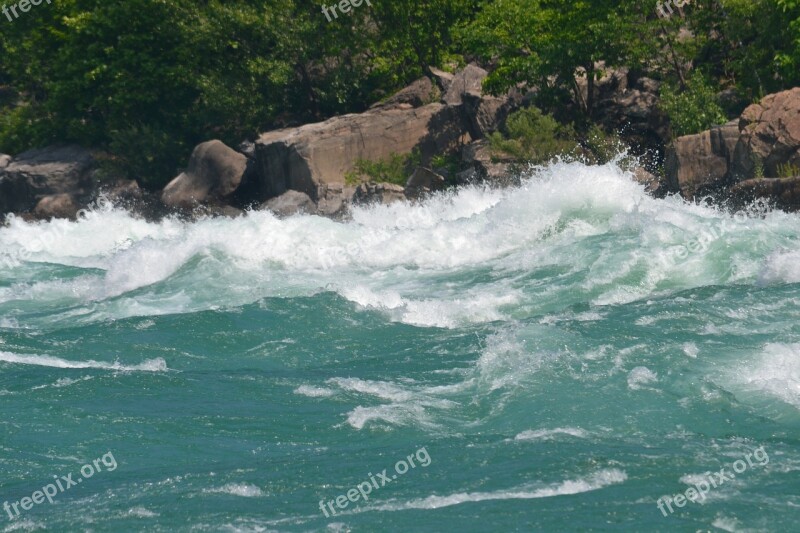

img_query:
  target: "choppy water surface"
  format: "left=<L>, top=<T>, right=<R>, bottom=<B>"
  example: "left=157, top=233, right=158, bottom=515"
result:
left=1, top=162, right=799, bottom=531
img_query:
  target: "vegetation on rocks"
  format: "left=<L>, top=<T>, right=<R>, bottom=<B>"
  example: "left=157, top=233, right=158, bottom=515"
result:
left=3, top=0, right=800, bottom=187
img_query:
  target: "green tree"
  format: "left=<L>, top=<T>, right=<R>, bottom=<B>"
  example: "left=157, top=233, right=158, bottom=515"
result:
left=462, top=0, right=637, bottom=117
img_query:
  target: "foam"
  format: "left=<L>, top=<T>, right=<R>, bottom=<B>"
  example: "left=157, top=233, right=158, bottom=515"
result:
left=362, top=469, right=627, bottom=512
left=737, top=343, right=800, bottom=409
left=1, top=161, right=799, bottom=328
left=0, top=352, right=168, bottom=372
left=514, top=427, right=591, bottom=441
left=328, top=377, right=459, bottom=430
left=627, top=367, right=658, bottom=390
left=203, top=483, right=264, bottom=498
left=294, top=385, right=336, bottom=398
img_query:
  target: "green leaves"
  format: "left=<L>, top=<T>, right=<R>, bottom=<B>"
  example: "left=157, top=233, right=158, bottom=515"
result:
left=659, top=71, right=727, bottom=138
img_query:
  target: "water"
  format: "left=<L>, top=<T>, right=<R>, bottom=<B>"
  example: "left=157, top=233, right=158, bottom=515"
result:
left=1, top=161, right=798, bottom=531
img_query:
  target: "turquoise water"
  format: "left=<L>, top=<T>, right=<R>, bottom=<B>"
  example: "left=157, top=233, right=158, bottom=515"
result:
left=1, top=162, right=799, bottom=532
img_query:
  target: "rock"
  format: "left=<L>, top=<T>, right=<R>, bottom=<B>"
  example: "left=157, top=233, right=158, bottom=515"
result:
left=33, top=193, right=80, bottom=220
left=730, top=177, right=800, bottom=212
left=405, top=167, right=446, bottom=198
left=238, top=140, right=256, bottom=159
left=161, top=140, right=247, bottom=209
left=261, top=190, right=316, bottom=217
left=461, top=140, right=514, bottom=186
left=0, top=145, right=94, bottom=216
left=731, top=88, right=800, bottom=181
left=429, top=67, right=455, bottom=92
left=632, top=167, right=662, bottom=194
left=352, top=182, right=406, bottom=206
left=0, top=154, right=10, bottom=169
left=592, top=70, right=668, bottom=150
left=99, top=179, right=142, bottom=204
left=462, top=90, right=514, bottom=138
left=316, top=184, right=353, bottom=218
left=372, top=77, right=439, bottom=109
left=254, top=103, right=469, bottom=203
left=443, top=64, right=488, bottom=106
left=201, top=205, right=245, bottom=219
left=664, top=120, right=739, bottom=198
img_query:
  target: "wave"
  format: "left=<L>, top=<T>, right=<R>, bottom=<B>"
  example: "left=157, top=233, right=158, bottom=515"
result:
left=203, top=483, right=264, bottom=498
left=0, top=352, right=168, bottom=372
left=1, top=161, right=799, bottom=328
left=514, top=427, right=591, bottom=441
left=360, top=469, right=627, bottom=512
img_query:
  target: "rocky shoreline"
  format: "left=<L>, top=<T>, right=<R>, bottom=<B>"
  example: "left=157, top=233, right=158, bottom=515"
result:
left=2, top=66, right=800, bottom=223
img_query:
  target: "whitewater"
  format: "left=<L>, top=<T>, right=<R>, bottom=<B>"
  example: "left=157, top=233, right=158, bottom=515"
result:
left=1, top=161, right=798, bottom=531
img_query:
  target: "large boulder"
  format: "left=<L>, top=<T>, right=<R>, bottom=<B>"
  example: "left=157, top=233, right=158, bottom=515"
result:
left=372, top=77, right=439, bottom=109
left=33, top=193, right=81, bottom=220
left=632, top=167, right=662, bottom=195
left=405, top=167, right=446, bottom=198
left=0, top=145, right=94, bottom=216
left=731, top=88, right=800, bottom=181
left=462, top=90, right=518, bottom=139
left=352, top=182, right=406, bottom=206
left=443, top=64, right=488, bottom=106
left=460, top=140, right=514, bottom=186
left=260, top=189, right=316, bottom=217
left=664, top=120, right=739, bottom=198
left=592, top=70, right=669, bottom=150
left=0, top=154, right=10, bottom=170
left=429, top=67, right=455, bottom=93
left=161, top=140, right=247, bottom=209
left=253, top=103, right=469, bottom=203
left=730, top=177, right=800, bottom=212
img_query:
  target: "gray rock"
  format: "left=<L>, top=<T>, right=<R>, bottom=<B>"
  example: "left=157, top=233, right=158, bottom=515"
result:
left=429, top=67, right=455, bottom=92
left=664, top=120, right=739, bottom=198
left=33, top=193, right=80, bottom=220
left=462, top=91, right=514, bottom=138
left=0, top=145, right=93, bottom=216
left=261, top=190, right=316, bottom=217
left=443, top=64, right=488, bottom=106
left=632, top=167, right=662, bottom=195
left=372, top=77, right=439, bottom=109
left=254, top=104, right=469, bottom=203
left=0, top=154, right=11, bottom=169
left=730, top=177, right=800, bottom=212
left=461, top=140, right=514, bottom=186
left=406, top=167, right=446, bottom=198
left=161, top=140, right=247, bottom=209
left=352, top=182, right=406, bottom=206
left=731, top=88, right=800, bottom=181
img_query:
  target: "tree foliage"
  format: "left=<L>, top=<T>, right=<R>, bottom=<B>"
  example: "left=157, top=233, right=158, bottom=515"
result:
left=2, top=0, right=800, bottom=185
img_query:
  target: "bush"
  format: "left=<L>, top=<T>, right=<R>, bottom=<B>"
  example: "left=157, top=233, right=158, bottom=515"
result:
left=489, top=107, right=578, bottom=163
left=345, top=151, right=421, bottom=186
left=660, top=72, right=728, bottom=138
left=106, top=125, right=189, bottom=189
left=581, top=125, right=634, bottom=167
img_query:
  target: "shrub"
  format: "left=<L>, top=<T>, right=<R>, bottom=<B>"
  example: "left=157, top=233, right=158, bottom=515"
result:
left=107, top=124, right=189, bottom=189
left=345, top=150, right=421, bottom=186
left=489, top=107, right=577, bottom=163
left=777, top=161, right=800, bottom=178
left=660, top=71, right=728, bottom=138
